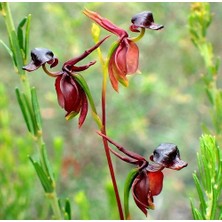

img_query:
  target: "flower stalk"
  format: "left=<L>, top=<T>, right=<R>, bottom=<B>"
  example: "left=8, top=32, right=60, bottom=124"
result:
left=91, top=22, right=124, bottom=219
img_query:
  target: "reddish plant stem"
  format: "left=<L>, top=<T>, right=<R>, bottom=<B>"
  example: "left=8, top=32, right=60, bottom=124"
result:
left=101, top=85, right=124, bottom=220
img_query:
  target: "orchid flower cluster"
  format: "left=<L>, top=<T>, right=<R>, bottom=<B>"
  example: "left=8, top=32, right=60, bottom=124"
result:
left=23, top=9, right=187, bottom=218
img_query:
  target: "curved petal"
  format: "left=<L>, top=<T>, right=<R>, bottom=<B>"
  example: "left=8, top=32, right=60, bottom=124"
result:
left=59, top=74, right=80, bottom=114
left=78, top=92, right=88, bottom=128
left=55, top=75, right=65, bottom=108
left=108, top=52, right=129, bottom=91
left=108, top=52, right=120, bottom=92
left=147, top=171, right=163, bottom=196
left=132, top=171, right=149, bottom=216
left=126, top=40, right=139, bottom=74
left=83, top=8, right=128, bottom=38
left=115, top=41, right=127, bottom=76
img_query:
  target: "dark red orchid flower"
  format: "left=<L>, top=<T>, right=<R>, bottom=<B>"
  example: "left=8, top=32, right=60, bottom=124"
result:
left=83, top=9, right=163, bottom=92
left=83, top=8, right=138, bottom=92
left=23, top=36, right=109, bottom=127
left=97, top=132, right=187, bottom=216
left=132, top=170, right=163, bottom=214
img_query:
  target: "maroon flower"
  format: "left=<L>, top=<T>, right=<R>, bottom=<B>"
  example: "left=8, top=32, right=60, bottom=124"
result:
left=23, top=36, right=109, bottom=127
left=97, top=132, right=187, bottom=216
left=83, top=9, right=139, bottom=92
left=54, top=72, right=88, bottom=125
left=132, top=170, right=163, bottom=214
left=83, top=9, right=163, bottom=92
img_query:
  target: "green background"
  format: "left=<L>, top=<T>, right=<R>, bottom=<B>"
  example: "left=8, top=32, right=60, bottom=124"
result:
left=1, top=2, right=222, bottom=220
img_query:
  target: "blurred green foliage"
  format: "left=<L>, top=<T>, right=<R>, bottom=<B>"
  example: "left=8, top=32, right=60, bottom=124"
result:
left=188, top=3, right=222, bottom=219
left=0, top=2, right=222, bottom=219
left=0, top=82, right=34, bottom=219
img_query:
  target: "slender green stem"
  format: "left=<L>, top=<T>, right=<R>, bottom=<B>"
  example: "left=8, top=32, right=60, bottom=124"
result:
left=45, top=192, right=62, bottom=220
left=129, top=28, right=145, bottom=42
left=1, top=3, right=63, bottom=219
left=1, top=2, right=31, bottom=99
left=36, top=134, right=62, bottom=219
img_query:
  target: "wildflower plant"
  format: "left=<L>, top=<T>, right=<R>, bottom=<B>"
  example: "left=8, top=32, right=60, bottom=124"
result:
left=189, top=3, right=222, bottom=220
left=1, top=3, right=188, bottom=219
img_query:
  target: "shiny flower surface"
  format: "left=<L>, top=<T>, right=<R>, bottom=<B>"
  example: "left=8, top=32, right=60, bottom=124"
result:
left=84, top=8, right=139, bottom=92
left=132, top=170, right=163, bottom=215
left=150, top=143, right=188, bottom=170
left=23, top=36, right=109, bottom=127
left=84, top=9, right=163, bottom=92
left=97, top=132, right=187, bottom=216
left=130, top=11, right=164, bottom=32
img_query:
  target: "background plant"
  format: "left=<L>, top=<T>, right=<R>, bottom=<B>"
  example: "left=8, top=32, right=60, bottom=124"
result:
left=0, top=3, right=67, bottom=219
left=189, top=3, right=222, bottom=219
left=1, top=2, right=222, bottom=219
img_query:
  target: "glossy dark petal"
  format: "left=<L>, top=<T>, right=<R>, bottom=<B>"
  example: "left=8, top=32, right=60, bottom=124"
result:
left=131, top=11, right=164, bottom=30
left=148, top=171, right=163, bottom=196
left=132, top=171, right=150, bottom=216
left=61, top=75, right=81, bottom=114
left=55, top=74, right=88, bottom=126
left=132, top=170, right=163, bottom=216
left=150, top=143, right=188, bottom=170
left=55, top=75, right=65, bottom=108
left=78, top=92, right=88, bottom=127
left=23, top=48, right=57, bottom=71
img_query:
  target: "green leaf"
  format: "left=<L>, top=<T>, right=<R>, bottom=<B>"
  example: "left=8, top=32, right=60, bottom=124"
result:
left=192, top=173, right=206, bottom=213
left=0, top=39, right=13, bottom=59
left=40, top=143, right=54, bottom=182
left=17, top=17, right=27, bottom=52
left=29, top=156, right=53, bottom=193
left=10, top=30, right=24, bottom=74
left=25, top=14, right=31, bottom=62
left=15, top=88, right=34, bottom=134
left=190, top=199, right=204, bottom=220
left=31, top=87, right=42, bottom=131
left=74, top=74, right=96, bottom=113
left=124, top=168, right=139, bottom=220
left=23, top=93, right=38, bottom=136
left=74, top=74, right=102, bottom=128
left=64, top=198, right=71, bottom=220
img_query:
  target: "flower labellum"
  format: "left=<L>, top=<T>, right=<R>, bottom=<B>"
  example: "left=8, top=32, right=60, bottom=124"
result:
left=97, top=132, right=188, bottom=216
left=23, top=48, right=58, bottom=71
left=130, top=11, right=164, bottom=32
left=150, top=143, right=188, bottom=170
left=23, top=36, right=109, bottom=127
